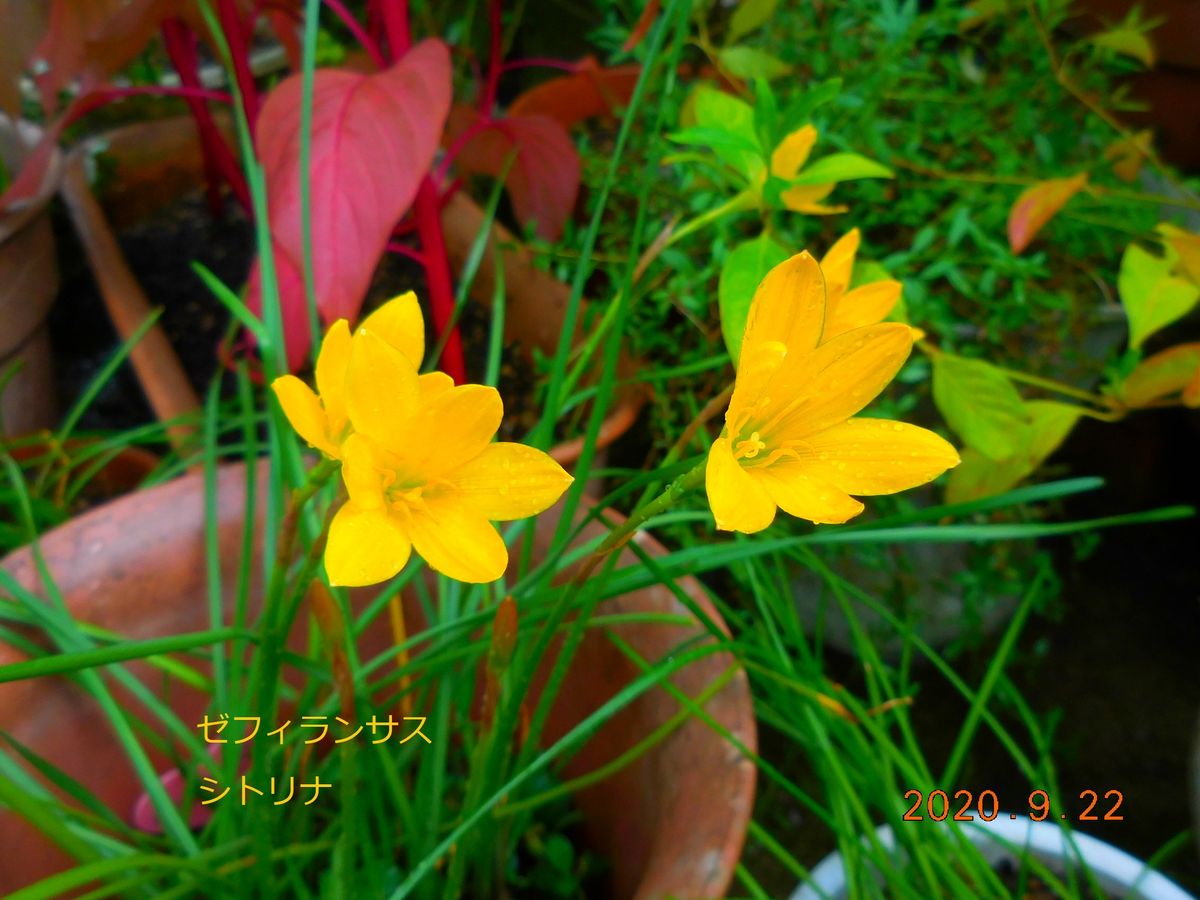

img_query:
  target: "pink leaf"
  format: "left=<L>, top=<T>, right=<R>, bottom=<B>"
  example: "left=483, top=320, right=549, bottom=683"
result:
left=248, top=39, right=451, bottom=368
left=449, top=108, right=580, bottom=241
left=1007, top=173, right=1088, bottom=254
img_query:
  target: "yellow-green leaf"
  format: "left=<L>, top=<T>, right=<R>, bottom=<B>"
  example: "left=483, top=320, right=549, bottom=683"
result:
left=1007, top=173, right=1088, bottom=253
left=1103, top=130, right=1153, bottom=183
left=728, top=0, right=778, bottom=43
left=946, top=400, right=1081, bottom=502
left=1118, top=342, right=1200, bottom=407
left=932, top=353, right=1030, bottom=460
left=719, top=233, right=791, bottom=366
left=717, top=45, right=791, bottom=81
left=1119, top=243, right=1200, bottom=349
left=1088, top=26, right=1156, bottom=67
left=1157, top=223, right=1200, bottom=286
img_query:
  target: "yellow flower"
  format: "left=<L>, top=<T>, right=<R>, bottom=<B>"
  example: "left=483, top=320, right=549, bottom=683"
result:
left=706, top=252, right=959, bottom=532
left=770, top=125, right=846, bottom=216
left=271, top=292, right=426, bottom=458
left=819, top=228, right=904, bottom=341
left=321, top=297, right=572, bottom=586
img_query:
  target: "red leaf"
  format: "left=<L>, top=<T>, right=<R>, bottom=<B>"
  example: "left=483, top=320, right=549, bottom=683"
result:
left=622, top=0, right=661, bottom=52
left=1007, top=172, right=1088, bottom=254
left=508, top=58, right=641, bottom=130
left=448, top=106, right=579, bottom=241
left=248, top=39, right=451, bottom=369
left=32, top=0, right=182, bottom=114
left=0, top=1, right=47, bottom=115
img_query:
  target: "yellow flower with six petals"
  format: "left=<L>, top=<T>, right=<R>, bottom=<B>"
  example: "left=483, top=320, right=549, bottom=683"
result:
left=818, top=228, right=905, bottom=340
left=273, top=293, right=573, bottom=586
left=770, top=125, right=846, bottom=216
left=706, top=252, right=959, bottom=532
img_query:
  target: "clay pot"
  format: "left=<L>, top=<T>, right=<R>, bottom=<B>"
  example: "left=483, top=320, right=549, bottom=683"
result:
left=5, top=438, right=158, bottom=513
left=0, top=117, right=63, bottom=437
left=0, top=459, right=756, bottom=898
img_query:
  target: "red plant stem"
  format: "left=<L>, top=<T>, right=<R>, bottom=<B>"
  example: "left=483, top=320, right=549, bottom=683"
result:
left=501, top=57, right=580, bottom=74
left=91, top=84, right=234, bottom=106
left=160, top=20, right=251, bottom=214
left=379, top=0, right=410, bottom=59
left=414, top=178, right=465, bottom=382
left=482, top=0, right=504, bottom=114
left=386, top=240, right=426, bottom=265
left=217, top=0, right=260, bottom=125
left=324, top=0, right=386, bottom=68
left=375, top=0, right=464, bottom=381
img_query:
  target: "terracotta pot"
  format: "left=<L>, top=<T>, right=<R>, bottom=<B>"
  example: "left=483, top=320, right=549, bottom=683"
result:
left=438, top=191, right=649, bottom=468
left=0, top=116, right=62, bottom=437
left=0, top=459, right=755, bottom=898
left=5, top=438, right=158, bottom=511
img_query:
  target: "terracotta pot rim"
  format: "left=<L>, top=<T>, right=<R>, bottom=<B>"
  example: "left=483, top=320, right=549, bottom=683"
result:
left=0, top=457, right=756, bottom=898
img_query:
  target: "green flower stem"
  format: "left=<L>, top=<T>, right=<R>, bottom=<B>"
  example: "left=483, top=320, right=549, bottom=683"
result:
left=244, top=456, right=340, bottom=823
left=594, top=461, right=707, bottom=560
left=666, top=189, right=758, bottom=249
left=995, top=367, right=1118, bottom=410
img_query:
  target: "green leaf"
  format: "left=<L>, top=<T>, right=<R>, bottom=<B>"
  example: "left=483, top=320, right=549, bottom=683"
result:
left=946, top=401, right=1081, bottom=502
left=666, top=126, right=763, bottom=155
left=931, top=353, right=1030, bottom=460
left=692, top=85, right=762, bottom=179
left=728, top=0, right=778, bottom=43
left=717, top=46, right=792, bottom=81
left=1119, top=243, right=1200, bottom=349
left=719, top=234, right=790, bottom=366
left=789, top=152, right=893, bottom=185
left=1088, top=26, right=1155, bottom=67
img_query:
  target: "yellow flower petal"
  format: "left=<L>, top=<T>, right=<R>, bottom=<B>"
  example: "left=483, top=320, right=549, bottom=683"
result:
left=764, top=323, right=913, bottom=442
left=753, top=464, right=865, bottom=525
left=407, top=491, right=508, bottom=583
left=727, top=340, right=787, bottom=429
left=770, top=125, right=817, bottom=179
left=272, top=375, right=337, bottom=457
left=399, top=384, right=503, bottom=479
left=315, top=319, right=352, bottom=435
left=823, top=280, right=902, bottom=340
left=786, top=199, right=849, bottom=216
left=451, top=443, right=573, bottom=520
left=359, top=291, right=425, bottom=367
left=326, top=502, right=412, bottom=587
left=821, top=229, right=860, bottom=299
left=790, top=418, right=960, bottom=495
left=705, top=437, right=776, bottom=533
left=345, top=330, right=420, bottom=448
left=740, top=252, right=826, bottom=359
left=420, top=371, right=455, bottom=399
left=780, top=182, right=840, bottom=214
left=340, top=433, right=388, bottom=510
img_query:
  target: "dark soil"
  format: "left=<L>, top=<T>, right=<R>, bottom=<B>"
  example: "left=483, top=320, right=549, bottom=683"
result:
left=48, top=188, right=542, bottom=443
left=49, top=191, right=251, bottom=433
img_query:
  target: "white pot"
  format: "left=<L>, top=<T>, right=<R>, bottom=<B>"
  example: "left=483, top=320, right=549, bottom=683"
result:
left=791, top=815, right=1195, bottom=900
